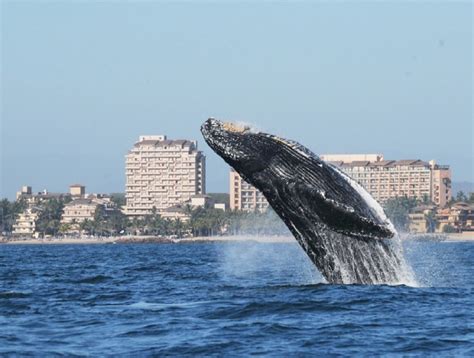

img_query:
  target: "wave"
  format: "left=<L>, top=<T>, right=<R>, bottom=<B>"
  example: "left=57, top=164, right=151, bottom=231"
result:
left=0, top=291, right=31, bottom=299
left=73, top=275, right=112, bottom=284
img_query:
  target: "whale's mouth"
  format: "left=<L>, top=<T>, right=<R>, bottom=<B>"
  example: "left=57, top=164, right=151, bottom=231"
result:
left=201, top=118, right=250, bottom=162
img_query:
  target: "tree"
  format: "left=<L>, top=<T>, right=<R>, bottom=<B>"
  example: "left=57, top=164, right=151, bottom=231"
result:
left=443, top=224, right=457, bottom=233
left=383, top=196, right=418, bottom=231
left=92, top=205, right=128, bottom=236
left=59, top=223, right=72, bottom=235
left=421, top=194, right=432, bottom=205
left=0, top=198, right=27, bottom=234
left=455, top=191, right=467, bottom=203
left=424, top=210, right=437, bottom=233
left=110, top=193, right=126, bottom=208
left=468, top=192, right=474, bottom=204
left=35, top=198, right=66, bottom=236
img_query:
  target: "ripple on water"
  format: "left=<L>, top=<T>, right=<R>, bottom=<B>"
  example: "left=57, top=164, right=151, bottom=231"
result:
left=0, top=242, right=473, bottom=356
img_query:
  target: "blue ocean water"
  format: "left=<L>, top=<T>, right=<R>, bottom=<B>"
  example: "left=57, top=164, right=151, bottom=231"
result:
left=1, top=241, right=473, bottom=356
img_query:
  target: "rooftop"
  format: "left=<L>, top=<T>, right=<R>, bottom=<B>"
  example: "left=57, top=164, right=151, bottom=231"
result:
left=64, top=199, right=96, bottom=206
left=335, top=159, right=434, bottom=168
left=134, top=138, right=196, bottom=149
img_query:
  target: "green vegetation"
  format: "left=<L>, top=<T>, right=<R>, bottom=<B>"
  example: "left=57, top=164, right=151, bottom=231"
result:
left=383, top=197, right=419, bottom=231
left=71, top=205, right=288, bottom=238
left=110, top=193, right=126, bottom=208
left=0, top=198, right=27, bottom=233
left=35, top=197, right=71, bottom=236
left=442, top=225, right=457, bottom=233
left=207, top=193, right=230, bottom=207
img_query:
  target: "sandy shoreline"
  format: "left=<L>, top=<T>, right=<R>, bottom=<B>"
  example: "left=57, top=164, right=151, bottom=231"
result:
left=2, top=233, right=474, bottom=245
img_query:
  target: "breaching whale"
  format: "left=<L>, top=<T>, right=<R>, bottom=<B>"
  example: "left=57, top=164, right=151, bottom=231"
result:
left=201, top=118, right=414, bottom=285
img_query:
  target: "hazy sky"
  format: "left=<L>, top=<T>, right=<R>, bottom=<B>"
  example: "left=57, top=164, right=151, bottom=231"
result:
left=1, top=1, right=472, bottom=199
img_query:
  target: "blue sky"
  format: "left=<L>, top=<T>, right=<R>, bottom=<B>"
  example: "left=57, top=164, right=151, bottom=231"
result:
left=1, top=1, right=472, bottom=199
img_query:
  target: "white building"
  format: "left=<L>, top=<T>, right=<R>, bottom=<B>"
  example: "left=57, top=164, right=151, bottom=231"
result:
left=12, top=207, right=39, bottom=236
left=123, top=135, right=206, bottom=216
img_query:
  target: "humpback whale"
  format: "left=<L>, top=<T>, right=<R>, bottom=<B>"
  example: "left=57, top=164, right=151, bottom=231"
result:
left=201, top=118, right=414, bottom=285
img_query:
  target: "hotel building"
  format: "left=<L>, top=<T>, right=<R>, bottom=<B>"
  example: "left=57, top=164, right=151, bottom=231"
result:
left=229, top=168, right=269, bottom=212
left=229, top=154, right=451, bottom=211
left=321, top=154, right=451, bottom=207
left=123, top=135, right=206, bottom=216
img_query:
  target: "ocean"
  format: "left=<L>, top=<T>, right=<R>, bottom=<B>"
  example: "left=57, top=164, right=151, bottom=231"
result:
left=1, top=240, right=473, bottom=356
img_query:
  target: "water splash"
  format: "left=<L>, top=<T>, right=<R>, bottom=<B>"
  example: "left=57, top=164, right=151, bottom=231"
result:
left=302, top=230, right=418, bottom=286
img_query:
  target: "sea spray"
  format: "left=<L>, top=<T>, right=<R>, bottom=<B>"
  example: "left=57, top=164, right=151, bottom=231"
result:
left=216, top=239, right=322, bottom=286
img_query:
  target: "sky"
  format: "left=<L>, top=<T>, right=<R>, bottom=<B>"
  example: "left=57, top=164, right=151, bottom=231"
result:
left=1, top=1, right=472, bottom=199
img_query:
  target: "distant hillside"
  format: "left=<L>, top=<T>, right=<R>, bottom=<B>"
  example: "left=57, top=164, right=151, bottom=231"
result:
left=452, top=181, right=474, bottom=196
left=207, top=193, right=230, bottom=206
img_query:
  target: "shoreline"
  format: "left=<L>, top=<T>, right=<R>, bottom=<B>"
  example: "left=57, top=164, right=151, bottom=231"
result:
left=0, top=235, right=296, bottom=245
left=2, top=233, right=474, bottom=245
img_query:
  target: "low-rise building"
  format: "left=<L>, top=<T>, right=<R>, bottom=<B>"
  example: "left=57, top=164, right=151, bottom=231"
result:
left=16, top=186, right=71, bottom=204
left=408, top=205, right=437, bottom=233
left=214, top=203, right=226, bottom=211
left=61, top=199, right=100, bottom=228
left=190, top=194, right=213, bottom=208
left=160, top=205, right=191, bottom=222
left=12, top=207, right=40, bottom=236
left=436, top=202, right=474, bottom=233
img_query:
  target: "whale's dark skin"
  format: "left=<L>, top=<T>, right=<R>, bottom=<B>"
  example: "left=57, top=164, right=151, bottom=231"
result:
left=201, top=118, right=410, bottom=284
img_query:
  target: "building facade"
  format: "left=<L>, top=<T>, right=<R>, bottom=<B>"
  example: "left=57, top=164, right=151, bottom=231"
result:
left=228, top=153, right=451, bottom=212
left=324, top=155, right=451, bottom=207
left=229, top=169, right=269, bottom=212
left=61, top=199, right=99, bottom=227
left=436, top=202, right=474, bottom=233
left=12, top=207, right=39, bottom=236
left=123, top=135, right=206, bottom=216
left=69, top=184, right=86, bottom=197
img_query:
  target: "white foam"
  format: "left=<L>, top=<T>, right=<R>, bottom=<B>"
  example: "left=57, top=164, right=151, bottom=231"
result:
left=334, top=165, right=396, bottom=235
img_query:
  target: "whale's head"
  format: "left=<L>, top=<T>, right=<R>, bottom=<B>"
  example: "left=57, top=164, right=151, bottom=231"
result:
left=201, top=118, right=275, bottom=177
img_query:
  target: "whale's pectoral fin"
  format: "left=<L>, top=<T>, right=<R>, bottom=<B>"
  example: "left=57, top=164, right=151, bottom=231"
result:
left=292, top=183, right=394, bottom=240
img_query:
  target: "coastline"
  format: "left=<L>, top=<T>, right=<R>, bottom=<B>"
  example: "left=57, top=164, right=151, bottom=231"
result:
left=1, top=235, right=296, bottom=245
left=443, top=232, right=474, bottom=242
left=2, top=233, right=474, bottom=244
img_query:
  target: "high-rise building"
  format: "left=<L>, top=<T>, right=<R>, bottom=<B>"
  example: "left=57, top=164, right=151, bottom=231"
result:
left=228, top=153, right=451, bottom=211
left=229, top=168, right=269, bottom=212
left=323, top=154, right=451, bottom=207
left=123, top=135, right=206, bottom=216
